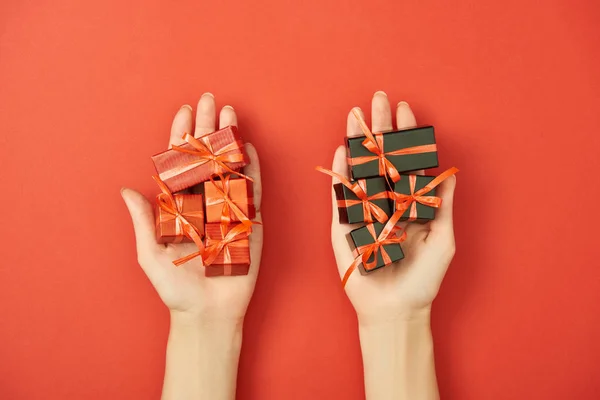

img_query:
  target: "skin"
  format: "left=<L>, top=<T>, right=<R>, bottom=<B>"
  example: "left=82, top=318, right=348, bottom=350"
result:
left=121, top=92, right=262, bottom=400
left=330, top=91, right=457, bottom=400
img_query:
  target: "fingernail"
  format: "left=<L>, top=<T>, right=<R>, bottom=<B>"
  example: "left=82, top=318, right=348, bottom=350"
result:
left=181, top=104, right=192, bottom=112
left=397, top=101, right=410, bottom=108
left=223, top=105, right=235, bottom=111
left=120, top=187, right=128, bottom=199
left=202, top=92, right=215, bottom=98
left=374, top=90, right=387, bottom=97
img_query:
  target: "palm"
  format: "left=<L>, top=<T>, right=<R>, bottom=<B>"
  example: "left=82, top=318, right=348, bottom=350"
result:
left=329, top=93, right=456, bottom=322
left=123, top=93, right=263, bottom=321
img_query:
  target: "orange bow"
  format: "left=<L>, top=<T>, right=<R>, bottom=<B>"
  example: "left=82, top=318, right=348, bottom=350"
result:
left=316, top=166, right=390, bottom=224
left=205, top=174, right=254, bottom=228
left=393, top=168, right=459, bottom=221
left=160, top=131, right=253, bottom=182
left=153, top=176, right=205, bottom=266
left=347, top=109, right=437, bottom=183
left=342, top=210, right=407, bottom=287
left=202, top=223, right=252, bottom=272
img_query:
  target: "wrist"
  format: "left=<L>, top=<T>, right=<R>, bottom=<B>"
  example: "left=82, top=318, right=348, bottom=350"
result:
left=357, top=305, right=431, bottom=329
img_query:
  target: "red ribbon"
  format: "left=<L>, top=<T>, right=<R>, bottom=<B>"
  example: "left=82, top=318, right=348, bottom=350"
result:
left=347, top=109, right=437, bottom=183
left=205, top=174, right=254, bottom=228
left=161, top=131, right=253, bottom=182
left=202, top=223, right=251, bottom=273
left=316, top=166, right=390, bottom=224
left=153, top=176, right=205, bottom=266
left=342, top=210, right=407, bottom=287
left=393, top=167, right=459, bottom=221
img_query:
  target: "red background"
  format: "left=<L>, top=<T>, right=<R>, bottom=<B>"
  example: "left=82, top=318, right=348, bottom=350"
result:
left=1, top=1, right=599, bottom=399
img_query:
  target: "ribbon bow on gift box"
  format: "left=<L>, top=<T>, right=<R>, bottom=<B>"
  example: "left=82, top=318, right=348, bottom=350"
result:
left=392, top=167, right=459, bottom=221
left=153, top=176, right=205, bottom=265
left=160, top=132, right=253, bottom=182
left=348, top=109, right=438, bottom=183
left=206, top=174, right=254, bottom=227
left=202, top=223, right=251, bottom=274
left=316, top=166, right=390, bottom=224
left=342, top=210, right=407, bottom=287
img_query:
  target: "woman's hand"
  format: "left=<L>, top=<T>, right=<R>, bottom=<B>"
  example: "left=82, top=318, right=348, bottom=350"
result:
left=330, top=91, right=457, bottom=324
left=121, top=92, right=263, bottom=324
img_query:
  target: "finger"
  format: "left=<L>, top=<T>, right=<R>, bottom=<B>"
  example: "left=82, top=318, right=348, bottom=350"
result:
left=247, top=212, right=263, bottom=277
left=169, top=105, right=193, bottom=148
left=347, top=107, right=365, bottom=138
left=396, top=101, right=424, bottom=175
left=121, top=188, right=160, bottom=261
left=243, top=143, right=262, bottom=213
left=371, top=91, right=393, bottom=133
left=219, top=105, right=237, bottom=129
left=194, top=92, right=216, bottom=137
left=428, top=175, right=457, bottom=236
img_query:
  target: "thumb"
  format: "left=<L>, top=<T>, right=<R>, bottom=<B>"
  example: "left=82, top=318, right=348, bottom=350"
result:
left=429, top=174, right=456, bottom=238
left=121, top=187, right=158, bottom=257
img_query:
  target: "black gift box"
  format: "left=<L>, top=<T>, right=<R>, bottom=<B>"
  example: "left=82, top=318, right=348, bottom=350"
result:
left=346, top=222, right=405, bottom=275
left=333, top=177, right=392, bottom=224
left=392, top=175, right=438, bottom=223
left=346, top=126, right=439, bottom=180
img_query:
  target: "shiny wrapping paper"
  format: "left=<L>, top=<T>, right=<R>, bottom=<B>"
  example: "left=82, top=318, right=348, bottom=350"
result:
left=204, top=223, right=250, bottom=277
left=346, top=221, right=405, bottom=275
left=392, top=175, right=437, bottom=223
left=151, top=126, right=248, bottom=193
left=155, top=194, right=204, bottom=244
left=204, top=176, right=255, bottom=224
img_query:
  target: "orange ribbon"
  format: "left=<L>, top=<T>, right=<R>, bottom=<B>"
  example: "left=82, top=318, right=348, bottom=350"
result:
left=161, top=131, right=253, bottom=182
left=342, top=210, right=407, bottom=287
left=392, top=167, right=459, bottom=221
left=347, top=109, right=437, bottom=183
left=316, top=166, right=390, bottom=224
left=153, top=176, right=205, bottom=266
left=202, top=223, right=252, bottom=274
left=205, top=174, right=254, bottom=228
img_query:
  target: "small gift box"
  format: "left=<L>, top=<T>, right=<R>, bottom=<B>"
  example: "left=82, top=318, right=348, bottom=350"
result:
left=346, top=221, right=405, bottom=275
left=203, top=223, right=251, bottom=277
left=155, top=193, right=205, bottom=243
left=204, top=175, right=255, bottom=224
left=346, top=115, right=438, bottom=181
left=151, top=126, right=248, bottom=193
left=392, top=175, right=438, bottom=223
left=334, top=177, right=392, bottom=224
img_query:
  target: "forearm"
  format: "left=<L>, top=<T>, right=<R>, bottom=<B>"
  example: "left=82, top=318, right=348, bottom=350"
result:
left=359, top=309, right=438, bottom=400
left=162, top=312, right=243, bottom=400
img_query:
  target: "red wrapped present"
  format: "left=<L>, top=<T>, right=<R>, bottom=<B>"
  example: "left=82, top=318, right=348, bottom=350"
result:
left=204, top=175, right=255, bottom=224
left=151, top=126, right=249, bottom=193
left=153, top=176, right=204, bottom=251
left=203, top=223, right=251, bottom=277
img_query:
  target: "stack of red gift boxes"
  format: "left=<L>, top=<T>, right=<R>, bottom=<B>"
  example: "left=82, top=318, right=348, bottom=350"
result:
left=150, top=126, right=255, bottom=277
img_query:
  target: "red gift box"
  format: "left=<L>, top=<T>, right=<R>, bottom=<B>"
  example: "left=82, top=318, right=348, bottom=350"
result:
left=151, top=126, right=248, bottom=193
left=204, top=175, right=255, bottom=224
left=203, top=223, right=251, bottom=277
left=155, top=193, right=204, bottom=244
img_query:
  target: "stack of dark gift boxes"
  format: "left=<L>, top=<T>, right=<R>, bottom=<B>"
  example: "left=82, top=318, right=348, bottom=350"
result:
left=323, top=110, right=456, bottom=281
left=150, top=126, right=255, bottom=276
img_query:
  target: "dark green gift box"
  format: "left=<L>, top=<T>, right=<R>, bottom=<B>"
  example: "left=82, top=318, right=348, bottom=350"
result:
left=333, top=177, right=392, bottom=224
left=346, top=126, right=439, bottom=180
left=392, top=175, right=438, bottom=223
left=346, top=222, right=405, bottom=275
